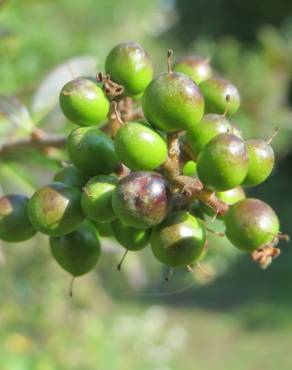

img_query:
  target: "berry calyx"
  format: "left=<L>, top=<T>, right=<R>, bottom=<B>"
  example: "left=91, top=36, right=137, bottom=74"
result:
left=53, top=164, right=88, bottom=189
left=174, top=56, right=212, bottom=85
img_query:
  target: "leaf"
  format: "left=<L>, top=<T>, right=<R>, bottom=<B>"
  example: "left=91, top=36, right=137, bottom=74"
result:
left=31, top=56, right=98, bottom=121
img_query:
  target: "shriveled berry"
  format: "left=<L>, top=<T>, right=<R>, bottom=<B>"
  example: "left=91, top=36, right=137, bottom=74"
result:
left=67, top=126, right=119, bottom=176
left=28, top=182, right=84, bottom=237
left=174, top=56, right=212, bottom=85
left=242, top=139, right=275, bottom=187
left=53, top=164, right=88, bottom=189
left=59, top=78, right=109, bottom=126
left=81, top=175, right=117, bottom=223
left=197, top=134, right=249, bottom=191
left=224, top=198, right=280, bottom=252
left=151, top=211, right=206, bottom=267
left=115, top=122, right=167, bottom=171
left=105, top=42, right=153, bottom=96
left=112, top=171, right=171, bottom=228
left=142, top=72, right=204, bottom=133
left=50, top=221, right=101, bottom=276
left=0, top=195, right=36, bottom=242
left=112, top=219, right=151, bottom=251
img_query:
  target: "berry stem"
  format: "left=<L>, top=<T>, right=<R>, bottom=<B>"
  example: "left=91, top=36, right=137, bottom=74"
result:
left=167, top=49, right=174, bottom=74
left=117, top=249, right=128, bottom=271
left=69, top=275, right=75, bottom=298
left=267, top=127, right=279, bottom=145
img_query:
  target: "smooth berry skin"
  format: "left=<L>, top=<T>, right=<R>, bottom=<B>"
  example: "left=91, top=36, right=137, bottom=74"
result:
left=142, top=72, right=205, bottom=133
left=50, top=221, right=101, bottom=276
left=174, top=56, right=212, bottom=85
left=112, top=219, right=151, bottom=251
left=115, top=122, right=167, bottom=171
left=81, top=175, right=117, bottom=223
left=67, top=126, right=119, bottom=176
left=112, top=171, right=171, bottom=229
left=242, top=139, right=275, bottom=187
left=92, top=220, right=113, bottom=237
left=105, top=42, right=153, bottom=96
left=151, top=211, right=206, bottom=267
left=182, top=160, right=197, bottom=177
left=200, top=77, right=240, bottom=115
left=224, top=198, right=280, bottom=252
left=59, top=78, right=110, bottom=126
left=197, top=134, right=249, bottom=191
left=53, top=164, right=88, bottom=189
left=186, top=114, right=232, bottom=156
left=28, top=182, right=84, bottom=237
left=0, top=195, right=36, bottom=242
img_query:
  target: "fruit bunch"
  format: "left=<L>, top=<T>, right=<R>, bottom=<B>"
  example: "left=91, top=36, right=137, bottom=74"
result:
left=0, top=42, right=289, bottom=292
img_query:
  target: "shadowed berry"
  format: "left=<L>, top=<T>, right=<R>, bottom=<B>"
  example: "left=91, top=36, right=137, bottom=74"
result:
left=53, top=164, right=88, bottom=189
left=92, top=220, right=113, bottom=237
left=174, top=56, right=212, bottom=85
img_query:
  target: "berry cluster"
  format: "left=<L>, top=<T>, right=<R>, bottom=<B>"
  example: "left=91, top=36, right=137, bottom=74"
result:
left=0, top=42, right=289, bottom=291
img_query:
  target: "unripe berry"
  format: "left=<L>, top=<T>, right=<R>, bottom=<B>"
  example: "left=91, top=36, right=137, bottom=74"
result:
left=0, top=195, right=36, bottom=242
left=92, top=220, right=113, bottom=237
left=59, top=78, right=109, bottom=126
left=105, top=42, right=153, bottom=96
left=151, top=211, right=206, bottom=267
left=174, top=56, right=212, bottom=85
left=224, top=198, right=280, bottom=252
left=142, top=72, right=204, bottom=133
left=182, top=160, right=197, bottom=177
left=112, top=219, right=151, bottom=251
left=53, top=164, right=88, bottom=189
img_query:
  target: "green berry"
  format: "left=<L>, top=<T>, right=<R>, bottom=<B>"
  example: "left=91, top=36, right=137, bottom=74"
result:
left=50, top=221, right=101, bottom=276
left=59, top=78, right=109, bottom=126
left=182, top=160, right=197, bottom=177
left=242, top=139, right=275, bottom=187
left=53, top=164, right=88, bottom=189
left=112, top=219, right=151, bottom=251
left=92, top=220, right=113, bottom=237
left=200, top=77, right=240, bottom=115
left=224, top=198, right=280, bottom=252
left=81, top=175, right=117, bottom=223
left=197, top=134, right=249, bottom=191
left=0, top=195, right=36, bottom=242
left=174, top=56, right=212, bottom=85
left=142, top=72, right=205, bottom=133
left=28, top=182, right=84, bottom=237
left=186, top=114, right=232, bottom=156
left=105, top=42, right=153, bottom=96
left=151, top=211, right=206, bottom=267
left=67, top=126, right=119, bottom=176
left=115, top=122, right=167, bottom=171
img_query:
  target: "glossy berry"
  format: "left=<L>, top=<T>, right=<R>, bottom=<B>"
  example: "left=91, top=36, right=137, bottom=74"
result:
left=242, top=139, right=275, bottom=187
left=200, top=77, right=240, bottom=115
left=112, top=171, right=171, bottom=228
left=92, top=220, right=113, bottom=237
left=81, top=175, right=117, bottom=223
left=151, top=211, right=206, bottom=267
left=105, top=42, right=153, bottom=96
left=0, top=195, right=36, bottom=242
left=142, top=72, right=204, bottom=133
left=115, top=122, right=167, bottom=170
left=174, top=56, right=212, bottom=85
left=28, top=182, right=84, bottom=237
left=67, top=126, right=119, bottom=176
left=112, top=219, right=151, bottom=251
left=50, top=221, right=101, bottom=276
left=197, top=134, right=249, bottom=191
left=224, top=198, right=280, bottom=252
left=186, top=114, right=232, bottom=156
left=53, top=164, right=88, bottom=189
left=59, top=78, right=109, bottom=126
left=182, top=160, right=197, bottom=177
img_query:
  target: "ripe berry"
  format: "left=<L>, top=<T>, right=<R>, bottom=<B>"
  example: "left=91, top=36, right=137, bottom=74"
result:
left=105, top=42, right=153, bottom=96
left=200, top=77, right=240, bottom=115
left=174, top=56, right=212, bottom=85
left=185, top=114, right=232, bottom=156
left=0, top=195, right=36, bottom=242
left=242, top=139, right=275, bottom=187
left=224, top=198, right=280, bottom=252
left=67, top=126, right=119, bottom=176
left=197, top=134, right=249, bottom=191
left=112, top=171, right=171, bottom=228
left=151, top=211, right=206, bottom=267
left=28, top=182, right=84, bottom=237
left=81, top=175, right=117, bottom=223
left=112, top=219, right=151, bottom=251
left=182, top=160, right=197, bottom=177
left=50, top=221, right=101, bottom=276
left=142, top=72, right=204, bottom=132
left=53, top=164, right=88, bottom=189
left=59, top=78, right=109, bottom=126
left=114, top=122, right=167, bottom=171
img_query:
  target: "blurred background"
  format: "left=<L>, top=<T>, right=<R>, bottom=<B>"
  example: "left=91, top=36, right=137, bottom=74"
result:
left=1, top=1, right=292, bottom=369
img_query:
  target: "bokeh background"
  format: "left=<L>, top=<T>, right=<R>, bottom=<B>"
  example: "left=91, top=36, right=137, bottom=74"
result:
left=1, top=1, right=292, bottom=369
